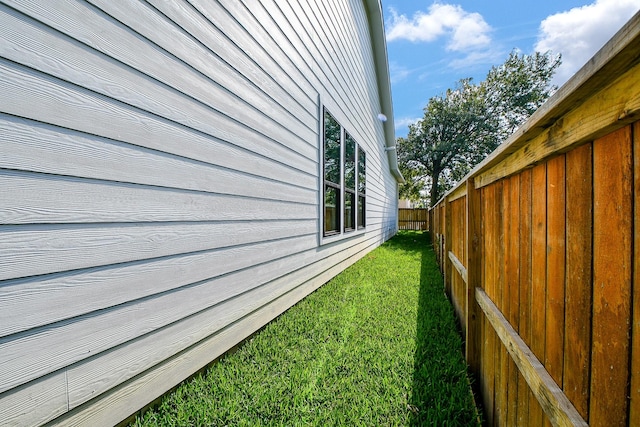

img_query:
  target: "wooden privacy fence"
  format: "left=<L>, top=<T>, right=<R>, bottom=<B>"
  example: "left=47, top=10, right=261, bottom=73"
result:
left=398, top=208, right=429, bottom=230
left=431, top=13, right=640, bottom=427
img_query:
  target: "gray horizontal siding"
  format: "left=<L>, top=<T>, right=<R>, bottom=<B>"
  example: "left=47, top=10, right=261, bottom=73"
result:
left=1, top=169, right=316, bottom=224
left=0, top=234, right=317, bottom=337
left=52, top=235, right=392, bottom=426
left=0, top=0, right=399, bottom=425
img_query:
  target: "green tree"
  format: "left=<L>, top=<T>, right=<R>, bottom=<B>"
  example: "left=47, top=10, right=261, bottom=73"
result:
left=398, top=78, right=492, bottom=207
left=484, top=50, right=562, bottom=141
left=398, top=50, right=561, bottom=207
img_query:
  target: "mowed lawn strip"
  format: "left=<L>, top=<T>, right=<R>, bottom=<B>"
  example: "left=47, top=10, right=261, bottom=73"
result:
left=132, top=231, right=479, bottom=426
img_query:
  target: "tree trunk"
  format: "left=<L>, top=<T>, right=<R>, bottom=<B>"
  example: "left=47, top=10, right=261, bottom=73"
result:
left=430, top=169, right=441, bottom=208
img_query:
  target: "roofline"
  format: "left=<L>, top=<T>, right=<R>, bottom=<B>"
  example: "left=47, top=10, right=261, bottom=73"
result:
left=364, top=0, right=405, bottom=184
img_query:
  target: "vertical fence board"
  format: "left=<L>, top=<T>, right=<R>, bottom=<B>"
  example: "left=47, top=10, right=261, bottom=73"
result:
left=564, top=143, right=593, bottom=420
left=398, top=208, right=429, bottom=230
left=431, top=126, right=636, bottom=427
left=631, top=122, right=640, bottom=426
left=450, top=198, right=467, bottom=333
left=428, top=38, right=640, bottom=424
left=517, top=170, right=533, bottom=426
left=445, top=201, right=452, bottom=295
left=461, top=197, right=467, bottom=263
left=545, top=155, right=566, bottom=390
left=531, top=163, right=547, bottom=426
left=494, top=181, right=506, bottom=425
left=440, top=205, right=446, bottom=271
left=506, top=174, right=520, bottom=426
left=459, top=198, right=467, bottom=329
left=482, top=184, right=496, bottom=425
left=466, top=179, right=482, bottom=380
left=544, top=156, right=566, bottom=427
left=591, top=126, right=633, bottom=426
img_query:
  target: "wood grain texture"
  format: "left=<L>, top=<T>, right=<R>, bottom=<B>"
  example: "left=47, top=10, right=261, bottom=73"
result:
left=429, top=19, right=640, bottom=425
left=398, top=208, right=429, bottom=230
left=591, top=126, right=633, bottom=426
left=475, top=60, right=640, bottom=189
left=445, top=199, right=452, bottom=296
left=531, top=163, right=547, bottom=426
left=505, top=175, right=520, bottom=425
left=481, top=184, right=496, bottom=425
left=494, top=181, right=506, bottom=426
left=437, top=11, right=640, bottom=195
left=448, top=184, right=467, bottom=202
left=465, top=179, right=482, bottom=375
left=506, top=174, right=521, bottom=426
left=476, top=288, right=588, bottom=427
left=563, top=143, right=593, bottom=419
left=448, top=251, right=468, bottom=284
left=434, top=10, right=640, bottom=199
left=517, top=170, right=533, bottom=426
left=240, top=0, right=318, bottom=87
left=631, top=121, right=640, bottom=426
left=545, top=155, right=566, bottom=388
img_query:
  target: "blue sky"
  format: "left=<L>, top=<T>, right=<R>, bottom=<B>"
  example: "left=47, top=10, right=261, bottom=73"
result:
left=382, top=0, right=640, bottom=137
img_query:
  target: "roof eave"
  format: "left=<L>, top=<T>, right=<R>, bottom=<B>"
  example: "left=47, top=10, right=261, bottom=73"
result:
left=364, top=0, right=405, bottom=184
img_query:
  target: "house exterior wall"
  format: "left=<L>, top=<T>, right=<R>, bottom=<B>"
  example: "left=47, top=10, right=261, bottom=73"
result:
left=0, top=1, right=401, bottom=425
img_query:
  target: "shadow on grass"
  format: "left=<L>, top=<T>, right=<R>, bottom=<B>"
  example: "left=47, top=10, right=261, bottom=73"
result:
left=388, top=231, right=480, bottom=426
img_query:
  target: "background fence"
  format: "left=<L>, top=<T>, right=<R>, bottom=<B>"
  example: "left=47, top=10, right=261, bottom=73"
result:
left=430, top=12, right=640, bottom=426
left=398, top=208, right=429, bottom=230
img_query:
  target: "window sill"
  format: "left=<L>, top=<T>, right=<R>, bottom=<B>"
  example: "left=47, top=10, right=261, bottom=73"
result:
left=320, top=227, right=366, bottom=246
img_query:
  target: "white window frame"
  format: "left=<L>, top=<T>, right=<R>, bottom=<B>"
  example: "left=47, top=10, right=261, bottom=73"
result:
left=320, top=108, right=366, bottom=245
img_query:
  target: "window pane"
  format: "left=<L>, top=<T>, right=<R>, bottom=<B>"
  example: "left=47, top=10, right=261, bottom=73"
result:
left=345, top=133, right=356, bottom=190
left=358, top=147, right=366, bottom=194
left=324, top=185, right=339, bottom=235
left=358, top=196, right=366, bottom=229
left=344, top=190, right=355, bottom=231
left=324, top=111, right=341, bottom=185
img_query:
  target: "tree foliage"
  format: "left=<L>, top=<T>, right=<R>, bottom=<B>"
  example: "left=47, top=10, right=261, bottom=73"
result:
left=398, top=50, right=561, bottom=207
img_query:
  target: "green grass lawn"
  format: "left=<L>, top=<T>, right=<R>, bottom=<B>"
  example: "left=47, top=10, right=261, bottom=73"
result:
left=132, top=231, right=479, bottom=426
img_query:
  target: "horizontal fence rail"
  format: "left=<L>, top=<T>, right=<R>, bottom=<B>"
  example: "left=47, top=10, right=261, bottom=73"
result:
left=430, top=11, right=640, bottom=427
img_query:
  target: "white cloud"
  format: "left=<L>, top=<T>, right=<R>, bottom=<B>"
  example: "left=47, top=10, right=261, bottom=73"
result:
left=386, top=3, right=492, bottom=52
left=389, top=61, right=412, bottom=83
left=447, top=49, right=503, bottom=70
left=535, top=0, right=640, bottom=87
left=394, top=116, right=422, bottom=131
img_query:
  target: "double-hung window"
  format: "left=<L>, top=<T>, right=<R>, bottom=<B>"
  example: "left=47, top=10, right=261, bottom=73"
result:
left=357, top=146, right=366, bottom=229
left=323, top=109, right=366, bottom=238
left=344, top=133, right=356, bottom=232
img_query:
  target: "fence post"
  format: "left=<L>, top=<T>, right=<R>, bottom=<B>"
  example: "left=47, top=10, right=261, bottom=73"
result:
left=466, top=179, right=482, bottom=376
